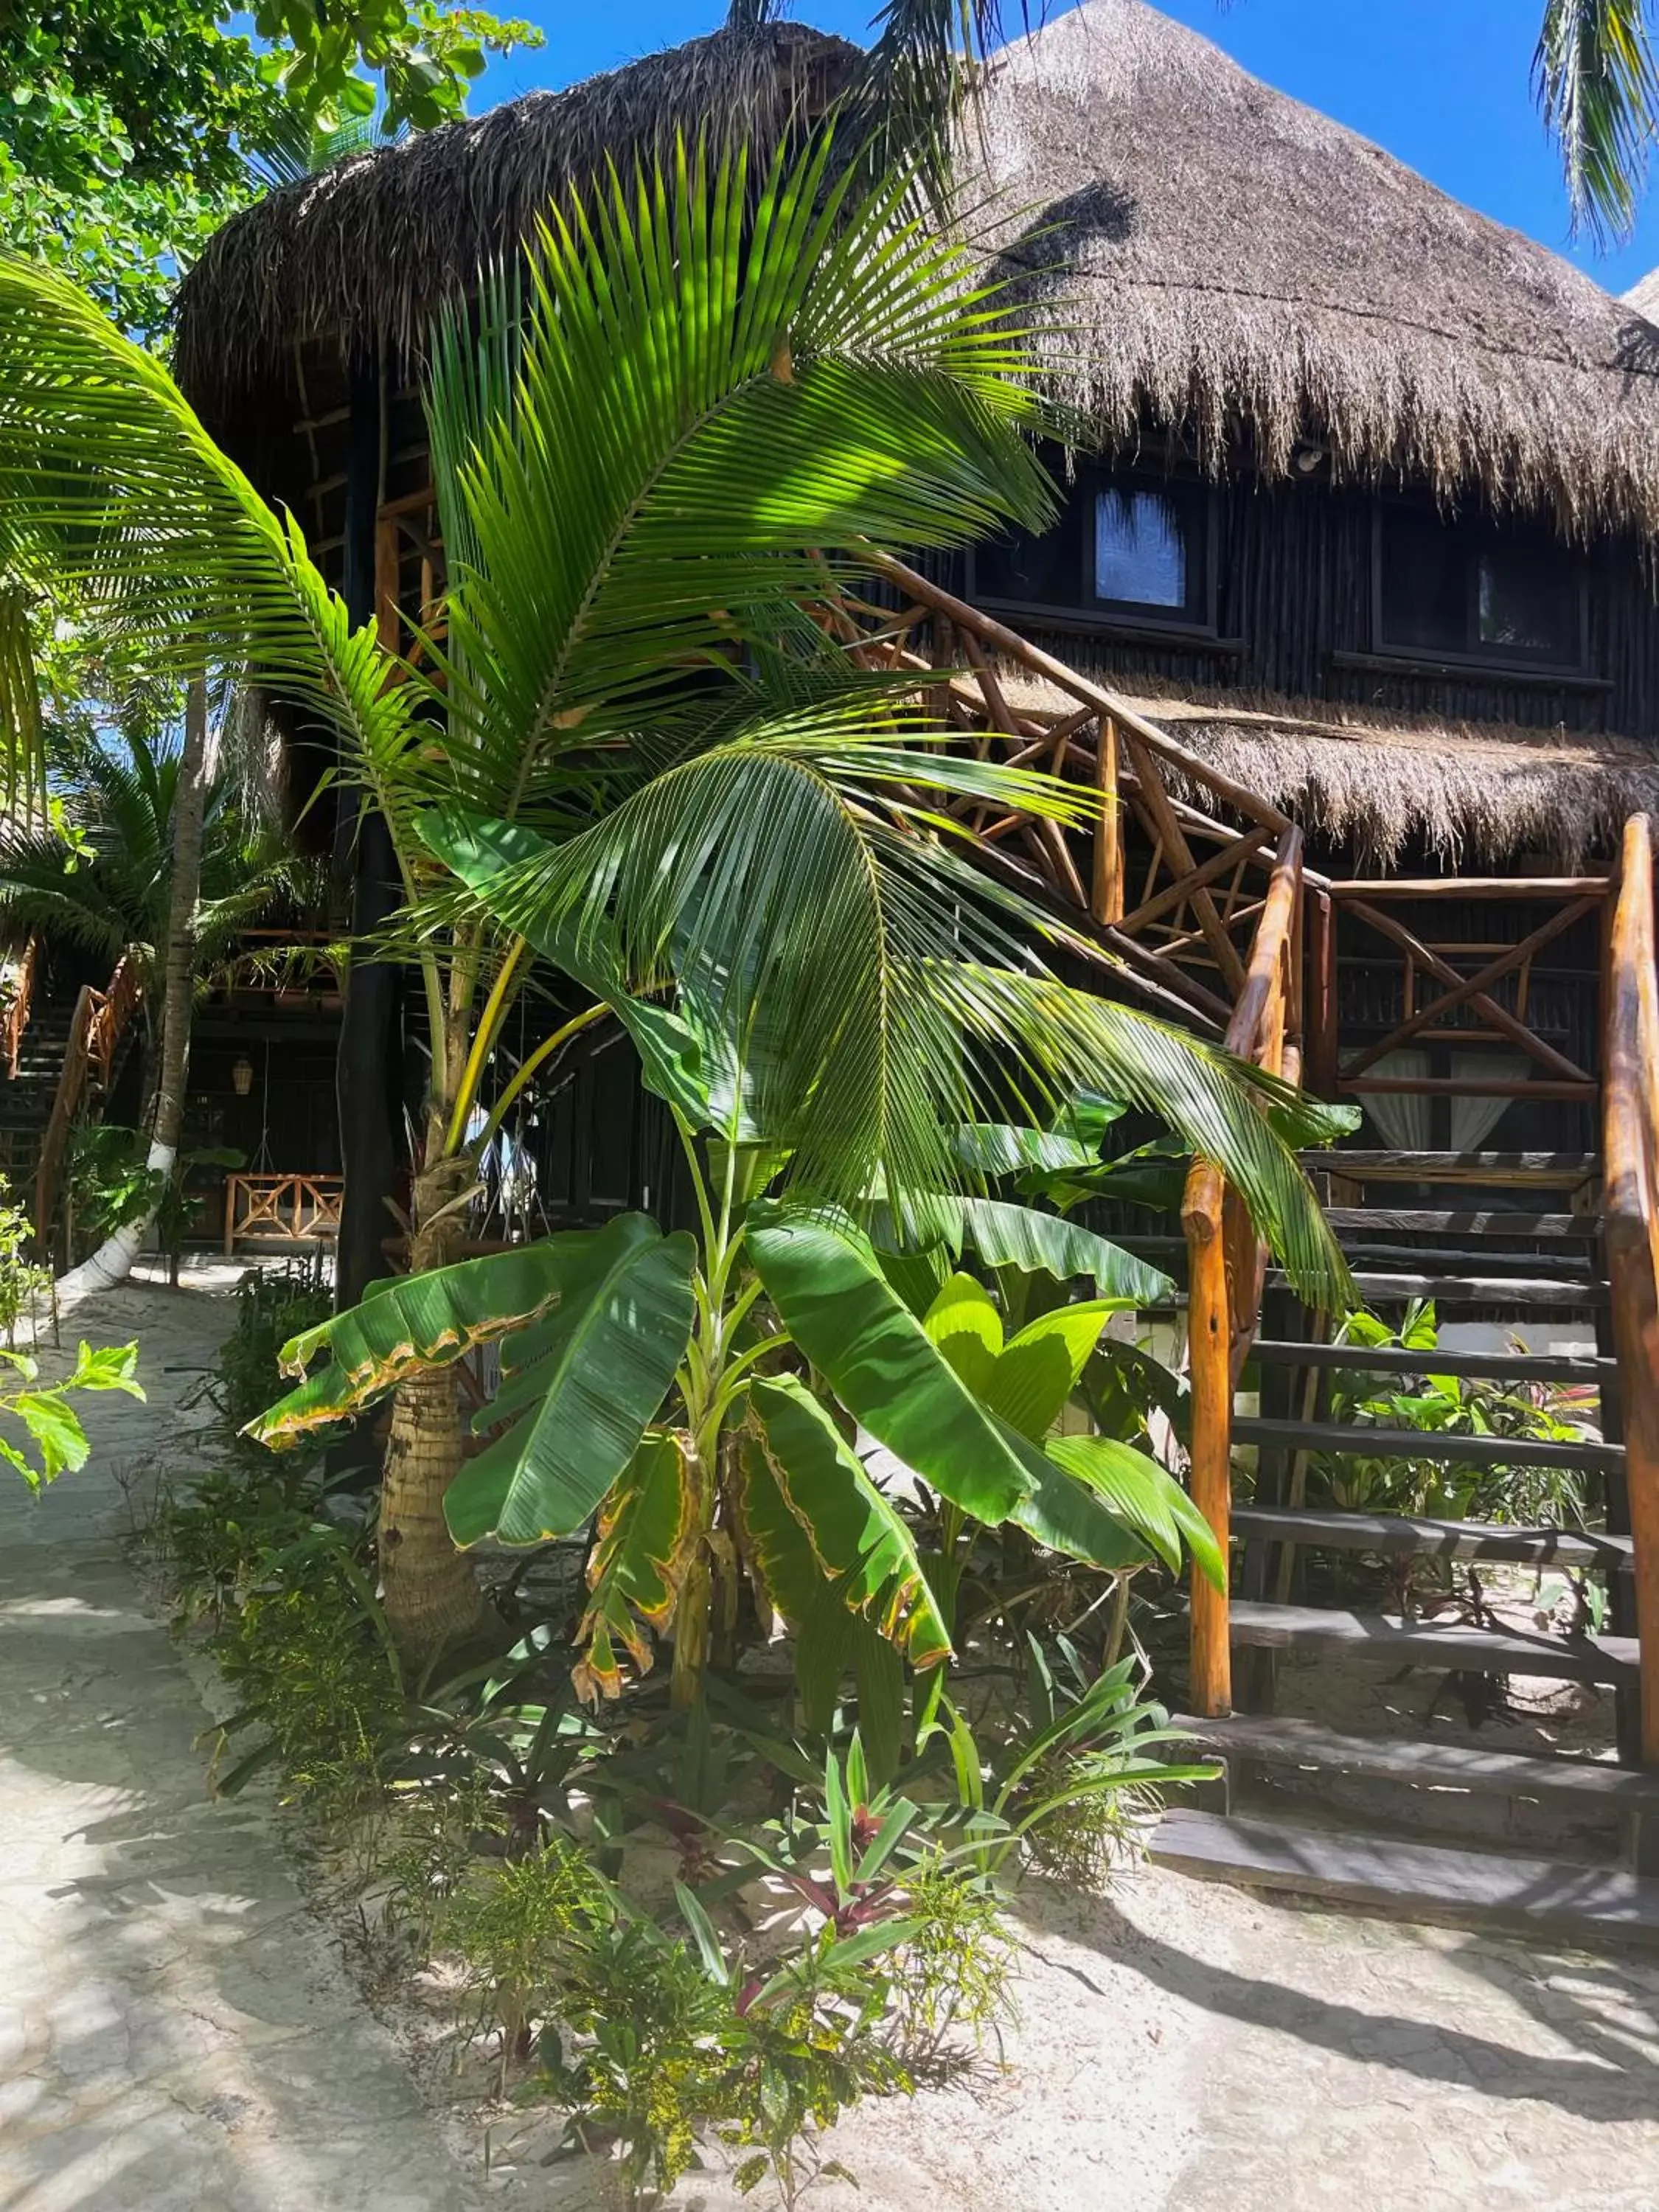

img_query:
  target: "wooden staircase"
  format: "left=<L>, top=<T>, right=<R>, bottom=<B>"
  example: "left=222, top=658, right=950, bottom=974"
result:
left=1144, top=833, right=1659, bottom=1945
left=827, top=562, right=1659, bottom=1941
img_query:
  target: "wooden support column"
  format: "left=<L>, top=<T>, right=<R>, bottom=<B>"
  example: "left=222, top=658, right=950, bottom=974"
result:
left=1185, top=1161, right=1232, bottom=1717
left=1305, top=888, right=1338, bottom=1099
left=1093, top=714, right=1123, bottom=925
left=333, top=351, right=406, bottom=1315
left=1603, top=815, right=1659, bottom=1774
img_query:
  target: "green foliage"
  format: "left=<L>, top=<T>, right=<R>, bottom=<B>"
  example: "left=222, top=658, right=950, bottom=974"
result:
left=0, top=1, right=540, bottom=340
left=1309, top=1301, right=1595, bottom=1528
left=882, top=1857, right=1015, bottom=2070
left=154, top=1455, right=323, bottom=1626
left=0, top=1174, right=50, bottom=1344
left=212, top=1257, right=335, bottom=1447
left=214, top=1525, right=404, bottom=1815
left=0, top=1338, right=144, bottom=1492
left=437, top=1836, right=613, bottom=2073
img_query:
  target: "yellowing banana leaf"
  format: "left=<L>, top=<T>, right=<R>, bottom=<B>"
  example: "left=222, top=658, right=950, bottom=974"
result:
left=739, top=1375, right=952, bottom=1669
left=1045, top=1432, right=1225, bottom=1588
left=251, top=1237, right=602, bottom=1445
left=445, top=1214, right=698, bottom=1548
left=572, top=1430, right=697, bottom=1703
left=748, top=1204, right=1037, bottom=1526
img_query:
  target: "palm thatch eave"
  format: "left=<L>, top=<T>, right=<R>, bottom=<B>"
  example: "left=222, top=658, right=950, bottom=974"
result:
left=173, top=23, right=863, bottom=419
left=961, top=0, right=1659, bottom=544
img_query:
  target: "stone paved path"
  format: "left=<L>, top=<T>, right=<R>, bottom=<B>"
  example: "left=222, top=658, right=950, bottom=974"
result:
left=0, top=1265, right=485, bottom=2212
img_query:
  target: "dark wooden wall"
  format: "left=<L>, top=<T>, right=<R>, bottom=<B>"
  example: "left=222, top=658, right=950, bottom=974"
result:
left=972, top=470, right=1659, bottom=743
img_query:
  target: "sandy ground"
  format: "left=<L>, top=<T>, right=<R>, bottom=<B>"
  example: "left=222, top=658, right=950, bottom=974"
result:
left=3, top=1262, right=1658, bottom=2212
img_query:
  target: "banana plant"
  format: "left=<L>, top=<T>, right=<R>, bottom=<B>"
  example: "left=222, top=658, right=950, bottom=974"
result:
left=251, top=983, right=1242, bottom=1711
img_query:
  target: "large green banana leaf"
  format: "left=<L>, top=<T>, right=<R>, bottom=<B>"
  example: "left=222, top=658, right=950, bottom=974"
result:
left=573, top=1430, right=698, bottom=1703
left=747, top=1204, right=1038, bottom=1525
left=921, top=1277, right=1132, bottom=1443
left=1046, top=1433, right=1225, bottom=1588
left=446, top=1214, right=698, bottom=1548
left=979, top=1301, right=1127, bottom=1441
left=251, top=1237, right=599, bottom=1444
left=920, top=1271, right=1004, bottom=1397
left=950, top=1122, right=1099, bottom=1178
left=1007, top=1456, right=1156, bottom=1572
left=959, top=1197, right=1172, bottom=1301
left=739, top=1375, right=953, bottom=1669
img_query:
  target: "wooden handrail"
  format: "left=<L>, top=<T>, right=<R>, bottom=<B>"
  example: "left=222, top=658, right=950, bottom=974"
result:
left=33, top=956, right=143, bottom=1251
left=1183, top=826, right=1304, bottom=1718
left=3, top=935, right=38, bottom=1082
left=865, top=549, right=1294, bottom=838
left=1603, top=813, right=1659, bottom=1765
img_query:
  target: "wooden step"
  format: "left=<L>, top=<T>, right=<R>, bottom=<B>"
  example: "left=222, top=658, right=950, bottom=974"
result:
left=1328, top=1242, right=1600, bottom=1278
left=1230, top=1503, right=1633, bottom=1571
left=1302, top=1151, right=1599, bottom=1188
left=1322, top=1208, right=1596, bottom=1239
left=1234, top=1415, right=1623, bottom=1475
left=1170, top=1714, right=1659, bottom=1809
left=1150, top=1808, right=1659, bottom=1947
left=1248, top=1340, right=1613, bottom=1385
left=1270, top=1269, right=1609, bottom=1309
left=1228, top=1599, right=1639, bottom=1683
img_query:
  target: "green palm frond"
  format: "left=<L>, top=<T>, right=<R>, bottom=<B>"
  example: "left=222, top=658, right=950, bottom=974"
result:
left=417, top=131, right=1057, bottom=825
left=1535, top=0, right=1659, bottom=239
left=0, top=587, right=46, bottom=815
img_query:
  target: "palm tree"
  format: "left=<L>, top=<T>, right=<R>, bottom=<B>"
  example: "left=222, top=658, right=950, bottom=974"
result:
left=0, top=133, right=1348, bottom=1662
left=1534, top=0, right=1659, bottom=240
left=0, top=712, right=310, bottom=1287
left=0, top=719, right=304, bottom=1105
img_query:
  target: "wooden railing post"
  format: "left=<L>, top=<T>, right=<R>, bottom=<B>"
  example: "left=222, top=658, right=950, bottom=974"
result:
left=1603, top=814, right=1659, bottom=1768
left=1183, top=1159, right=1232, bottom=1716
left=1092, top=714, right=1123, bottom=925
left=1183, top=826, right=1304, bottom=1716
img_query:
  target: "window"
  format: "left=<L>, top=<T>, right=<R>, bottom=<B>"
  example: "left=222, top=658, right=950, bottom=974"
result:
left=1376, top=506, right=1583, bottom=669
left=973, top=472, right=1214, bottom=631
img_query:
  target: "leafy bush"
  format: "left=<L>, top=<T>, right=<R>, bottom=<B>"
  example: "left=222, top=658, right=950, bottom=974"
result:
left=212, top=1525, right=404, bottom=1817
left=437, top=1836, right=613, bottom=2080
left=0, top=1176, right=50, bottom=1345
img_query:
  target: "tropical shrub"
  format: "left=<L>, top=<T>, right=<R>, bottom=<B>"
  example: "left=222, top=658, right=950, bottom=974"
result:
left=0, top=1335, right=142, bottom=1491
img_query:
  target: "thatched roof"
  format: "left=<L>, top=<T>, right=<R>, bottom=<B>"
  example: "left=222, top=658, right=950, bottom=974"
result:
left=173, top=24, right=860, bottom=416
left=994, top=663, right=1659, bottom=868
left=175, top=0, right=1659, bottom=539
left=970, top=0, right=1659, bottom=541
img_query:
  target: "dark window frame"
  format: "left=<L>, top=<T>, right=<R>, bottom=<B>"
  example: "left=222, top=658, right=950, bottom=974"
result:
left=1368, top=501, right=1589, bottom=675
left=967, top=469, right=1222, bottom=639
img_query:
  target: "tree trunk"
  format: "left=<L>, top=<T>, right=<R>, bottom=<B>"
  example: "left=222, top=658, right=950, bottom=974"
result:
left=58, top=678, right=207, bottom=1300
left=377, top=1141, right=485, bottom=1665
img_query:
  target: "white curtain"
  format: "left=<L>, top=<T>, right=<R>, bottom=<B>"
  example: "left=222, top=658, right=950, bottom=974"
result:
left=1362, top=1048, right=1431, bottom=1151
left=1360, top=1048, right=1532, bottom=1154
left=1448, top=1051, right=1530, bottom=1153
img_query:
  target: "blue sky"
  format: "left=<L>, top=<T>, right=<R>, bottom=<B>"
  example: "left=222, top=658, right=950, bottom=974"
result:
left=476, top=0, right=1659, bottom=298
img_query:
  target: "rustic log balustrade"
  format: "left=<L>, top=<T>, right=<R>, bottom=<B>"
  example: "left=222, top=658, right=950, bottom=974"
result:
left=1603, top=814, right=1659, bottom=1766
left=33, top=953, right=142, bottom=1251
left=1183, top=827, right=1304, bottom=1719
left=2, top=935, right=38, bottom=1082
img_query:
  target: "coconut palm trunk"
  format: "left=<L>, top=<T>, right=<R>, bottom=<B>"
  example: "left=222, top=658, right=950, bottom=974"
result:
left=377, top=1130, right=487, bottom=1660
left=58, top=678, right=209, bottom=1298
